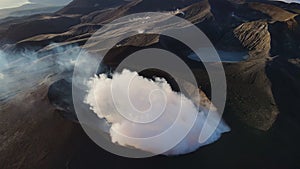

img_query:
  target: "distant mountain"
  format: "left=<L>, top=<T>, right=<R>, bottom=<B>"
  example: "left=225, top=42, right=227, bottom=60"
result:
left=0, top=2, right=69, bottom=19
left=57, top=0, right=129, bottom=14
left=29, top=0, right=72, bottom=6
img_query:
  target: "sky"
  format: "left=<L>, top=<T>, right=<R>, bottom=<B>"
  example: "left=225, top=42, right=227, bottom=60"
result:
left=0, top=0, right=72, bottom=9
left=0, top=0, right=300, bottom=10
left=283, top=0, right=300, bottom=2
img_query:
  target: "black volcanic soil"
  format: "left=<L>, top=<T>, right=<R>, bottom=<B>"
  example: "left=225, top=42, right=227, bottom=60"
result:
left=0, top=84, right=83, bottom=169
left=63, top=112, right=300, bottom=169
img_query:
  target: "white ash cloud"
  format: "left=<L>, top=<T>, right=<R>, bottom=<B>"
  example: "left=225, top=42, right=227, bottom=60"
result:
left=85, top=69, right=230, bottom=155
left=0, top=44, right=81, bottom=101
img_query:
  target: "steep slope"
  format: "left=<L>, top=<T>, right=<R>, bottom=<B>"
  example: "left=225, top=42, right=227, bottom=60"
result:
left=1, top=15, right=81, bottom=44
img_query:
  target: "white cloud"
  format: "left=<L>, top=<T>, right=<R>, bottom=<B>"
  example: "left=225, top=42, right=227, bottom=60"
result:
left=277, top=0, right=300, bottom=3
left=85, top=69, right=230, bottom=155
left=0, top=0, right=30, bottom=9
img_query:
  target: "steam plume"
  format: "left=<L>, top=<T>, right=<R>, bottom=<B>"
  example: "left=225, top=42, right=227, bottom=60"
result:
left=85, top=69, right=230, bottom=155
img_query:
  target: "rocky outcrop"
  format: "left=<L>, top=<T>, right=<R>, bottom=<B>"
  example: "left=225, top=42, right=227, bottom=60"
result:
left=180, top=0, right=212, bottom=24
left=234, top=21, right=271, bottom=59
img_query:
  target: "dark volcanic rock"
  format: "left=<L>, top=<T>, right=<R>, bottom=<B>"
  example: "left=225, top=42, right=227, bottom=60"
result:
left=266, top=57, right=300, bottom=128
left=268, top=16, right=300, bottom=58
left=48, top=79, right=77, bottom=122
left=224, top=59, right=279, bottom=131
